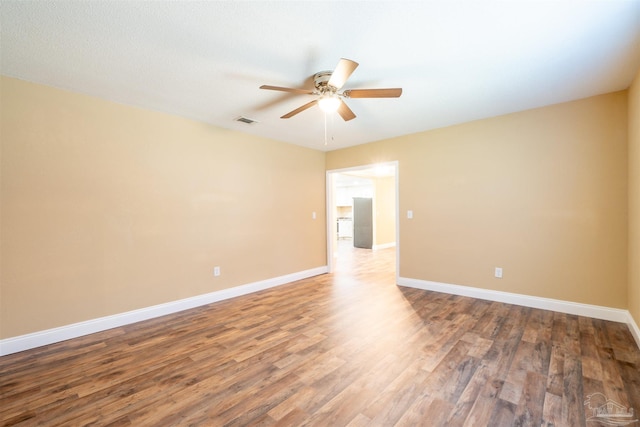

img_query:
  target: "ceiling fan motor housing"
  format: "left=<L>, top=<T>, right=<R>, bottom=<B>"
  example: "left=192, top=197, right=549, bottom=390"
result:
left=313, top=71, right=335, bottom=93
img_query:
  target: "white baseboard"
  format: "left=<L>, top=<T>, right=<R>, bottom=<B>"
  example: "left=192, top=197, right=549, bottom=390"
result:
left=398, top=277, right=639, bottom=349
left=0, top=266, right=328, bottom=356
left=627, top=312, right=640, bottom=350
left=373, top=242, right=396, bottom=251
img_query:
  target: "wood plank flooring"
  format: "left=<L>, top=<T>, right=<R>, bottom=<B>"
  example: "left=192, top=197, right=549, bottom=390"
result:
left=1, top=242, right=639, bottom=426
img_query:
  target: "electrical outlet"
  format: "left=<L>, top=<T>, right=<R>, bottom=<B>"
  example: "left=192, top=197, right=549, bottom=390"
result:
left=495, top=267, right=503, bottom=278
left=214, top=266, right=221, bottom=277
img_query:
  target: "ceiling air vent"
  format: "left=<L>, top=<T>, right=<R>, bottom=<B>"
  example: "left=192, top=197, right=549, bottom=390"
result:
left=235, top=116, right=258, bottom=125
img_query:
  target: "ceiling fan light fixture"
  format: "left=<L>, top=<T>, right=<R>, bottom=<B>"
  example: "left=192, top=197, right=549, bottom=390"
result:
left=318, top=95, right=340, bottom=113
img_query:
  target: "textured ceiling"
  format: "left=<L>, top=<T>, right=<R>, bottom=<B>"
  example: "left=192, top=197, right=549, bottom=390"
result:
left=1, top=1, right=639, bottom=151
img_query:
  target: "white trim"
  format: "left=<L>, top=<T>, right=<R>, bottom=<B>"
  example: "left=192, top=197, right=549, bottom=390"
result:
left=627, top=312, right=640, bottom=349
left=394, top=166, right=400, bottom=285
left=326, top=162, right=399, bottom=275
left=398, top=276, right=634, bottom=326
left=373, top=242, right=396, bottom=250
left=0, top=266, right=328, bottom=356
left=326, top=170, right=335, bottom=273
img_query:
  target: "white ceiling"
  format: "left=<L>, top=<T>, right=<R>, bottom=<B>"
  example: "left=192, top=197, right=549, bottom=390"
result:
left=335, top=165, right=396, bottom=188
left=1, top=1, right=639, bottom=152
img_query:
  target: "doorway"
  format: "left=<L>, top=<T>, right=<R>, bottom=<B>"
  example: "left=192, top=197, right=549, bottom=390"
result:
left=326, top=162, right=399, bottom=280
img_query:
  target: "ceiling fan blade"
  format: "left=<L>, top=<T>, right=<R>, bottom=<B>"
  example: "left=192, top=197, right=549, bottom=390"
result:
left=260, top=85, right=314, bottom=95
left=281, top=99, right=318, bottom=119
left=328, top=58, right=359, bottom=90
left=343, top=88, right=403, bottom=98
left=337, top=99, right=356, bottom=121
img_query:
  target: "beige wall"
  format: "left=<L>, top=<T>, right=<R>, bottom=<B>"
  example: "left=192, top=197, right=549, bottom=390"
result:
left=327, top=92, right=628, bottom=308
left=1, top=74, right=635, bottom=341
left=0, top=77, right=326, bottom=339
left=374, top=176, right=396, bottom=246
left=629, top=69, right=640, bottom=327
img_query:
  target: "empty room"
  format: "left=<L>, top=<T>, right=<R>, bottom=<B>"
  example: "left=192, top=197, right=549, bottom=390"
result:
left=1, top=1, right=640, bottom=426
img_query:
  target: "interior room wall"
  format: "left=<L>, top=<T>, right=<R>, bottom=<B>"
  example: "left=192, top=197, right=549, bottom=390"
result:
left=327, top=91, right=628, bottom=309
left=0, top=77, right=327, bottom=339
left=374, top=176, right=396, bottom=247
left=629, top=69, right=640, bottom=327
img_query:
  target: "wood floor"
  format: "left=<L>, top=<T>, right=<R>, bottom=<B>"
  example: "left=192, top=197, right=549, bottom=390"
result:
left=1, top=243, right=639, bottom=426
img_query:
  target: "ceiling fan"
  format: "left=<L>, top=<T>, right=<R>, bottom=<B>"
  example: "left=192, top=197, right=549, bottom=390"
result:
left=260, top=58, right=402, bottom=121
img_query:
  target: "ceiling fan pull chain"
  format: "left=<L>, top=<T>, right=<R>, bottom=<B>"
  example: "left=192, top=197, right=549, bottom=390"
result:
left=324, top=112, right=328, bottom=146
left=331, top=111, right=335, bottom=143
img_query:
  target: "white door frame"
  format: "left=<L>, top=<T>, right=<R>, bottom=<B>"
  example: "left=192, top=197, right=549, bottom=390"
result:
left=325, top=161, right=399, bottom=282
